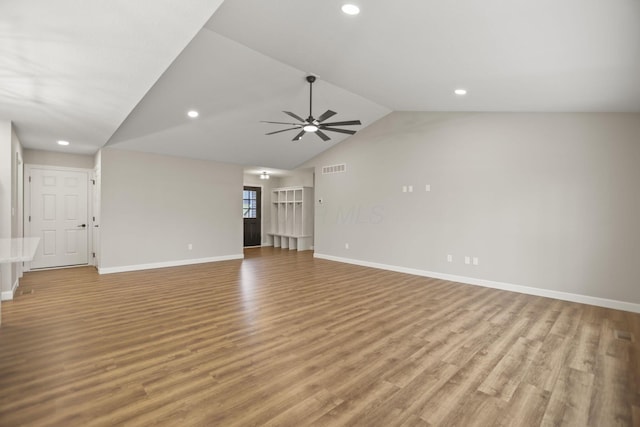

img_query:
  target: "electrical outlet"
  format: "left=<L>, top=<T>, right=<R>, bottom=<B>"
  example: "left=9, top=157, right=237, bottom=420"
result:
left=447, top=254, right=453, bottom=262
left=345, top=243, right=349, bottom=249
left=425, top=184, right=431, bottom=192
left=402, top=186, right=407, bottom=193
left=188, top=243, right=193, bottom=250
left=464, top=256, right=471, bottom=265
left=473, top=257, right=479, bottom=265
left=408, top=185, right=413, bottom=192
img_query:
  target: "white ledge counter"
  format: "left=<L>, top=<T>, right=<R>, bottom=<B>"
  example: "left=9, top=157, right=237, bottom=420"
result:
left=0, top=237, right=41, bottom=263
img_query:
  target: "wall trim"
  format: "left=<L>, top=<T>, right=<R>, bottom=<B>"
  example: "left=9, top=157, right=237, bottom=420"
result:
left=1, top=278, right=19, bottom=301
left=98, top=254, right=244, bottom=275
left=313, top=253, right=640, bottom=314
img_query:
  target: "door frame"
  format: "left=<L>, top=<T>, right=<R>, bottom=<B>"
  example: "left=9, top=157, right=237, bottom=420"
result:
left=24, top=164, right=95, bottom=271
left=243, top=185, right=263, bottom=247
left=15, top=151, right=24, bottom=280
left=253, top=184, right=266, bottom=246
left=92, top=165, right=100, bottom=269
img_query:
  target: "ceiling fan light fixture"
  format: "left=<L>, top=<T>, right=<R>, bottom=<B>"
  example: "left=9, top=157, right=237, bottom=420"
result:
left=303, top=124, right=319, bottom=132
left=341, top=4, right=360, bottom=15
left=260, top=171, right=270, bottom=180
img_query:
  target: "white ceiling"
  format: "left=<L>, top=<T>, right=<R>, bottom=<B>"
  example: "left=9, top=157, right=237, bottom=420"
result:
left=0, top=0, right=224, bottom=154
left=3, top=0, right=639, bottom=169
left=105, top=29, right=390, bottom=170
left=208, top=0, right=640, bottom=112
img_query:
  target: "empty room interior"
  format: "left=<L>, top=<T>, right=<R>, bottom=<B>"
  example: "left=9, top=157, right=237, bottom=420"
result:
left=1, top=1, right=639, bottom=426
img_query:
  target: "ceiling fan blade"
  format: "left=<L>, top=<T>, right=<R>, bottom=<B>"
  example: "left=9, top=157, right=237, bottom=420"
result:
left=315, top=130, right=331, bottom=141
left=265, top=127, right=302, bottom=135
left=321, top=127, right=357, bottom=135
left=261, top=121, right=302, bottom=125
left=292, top=130, right=306, bottom=141
left=283, top=111, right=306, bottom=122
left=317, top=110, right=337, bottom=123
left=320, top=120, right=362, bottom=127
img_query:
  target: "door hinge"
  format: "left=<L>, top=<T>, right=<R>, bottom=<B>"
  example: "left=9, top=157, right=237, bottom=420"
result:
left=91, top=179, right=96, bottom=185
left=93, top=216, right=95, bottom=221
left=92, top=252, right=96, bottom=258
left=28, top=215, right=31, bottom=222
left=29, top=176, right=31, bottom=183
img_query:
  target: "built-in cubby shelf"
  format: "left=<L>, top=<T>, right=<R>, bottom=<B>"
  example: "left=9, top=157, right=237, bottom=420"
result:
left=268, top=186, right=313, bottom=251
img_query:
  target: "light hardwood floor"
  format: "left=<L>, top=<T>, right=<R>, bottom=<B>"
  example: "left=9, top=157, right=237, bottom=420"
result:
left=0, top=247, right=638, bottom=426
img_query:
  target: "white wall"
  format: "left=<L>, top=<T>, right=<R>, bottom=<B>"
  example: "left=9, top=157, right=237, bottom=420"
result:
left=0, top=122, right=24, bottom=305
left=279, top=168, right=314, bottom=188
left=94, top=149, right=102, bottom=170
left=23, top=149, right=94, bottom=169
left=305, top=112, right=640, bottom=308
left=10, top=127, right=24, bottom=292
left=0, top=121, right=12, bottom=307
left=99, top=148, right=243, bottom=272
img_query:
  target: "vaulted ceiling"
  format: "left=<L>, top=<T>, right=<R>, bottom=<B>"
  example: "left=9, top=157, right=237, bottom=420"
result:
left=3, top=0, right=639, bottom=170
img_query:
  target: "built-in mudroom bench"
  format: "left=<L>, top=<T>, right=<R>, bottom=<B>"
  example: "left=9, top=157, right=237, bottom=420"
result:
left=268, top=186, right=313, bottom=251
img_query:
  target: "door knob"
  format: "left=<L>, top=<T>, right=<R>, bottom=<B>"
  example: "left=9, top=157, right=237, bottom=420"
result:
left=78, top=224, right=86, bottom=228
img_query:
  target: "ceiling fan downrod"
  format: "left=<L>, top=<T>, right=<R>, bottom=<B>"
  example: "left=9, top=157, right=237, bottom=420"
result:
left=307, top=75, right=316, bottom=122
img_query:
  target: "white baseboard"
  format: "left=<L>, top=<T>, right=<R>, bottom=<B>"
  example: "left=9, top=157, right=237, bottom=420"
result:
left=314, top=253, right=640, bottom=314
left=1, top=278, right=20, bottom=301
left=98, top=254, right=245, bottom=275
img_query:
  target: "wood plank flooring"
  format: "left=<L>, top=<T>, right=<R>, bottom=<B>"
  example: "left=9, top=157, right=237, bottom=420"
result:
left=0, top=247, right=638, bottom=426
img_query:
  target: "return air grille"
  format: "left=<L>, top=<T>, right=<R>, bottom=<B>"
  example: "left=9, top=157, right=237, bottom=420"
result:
left=322, top=163, right=346, bottom=175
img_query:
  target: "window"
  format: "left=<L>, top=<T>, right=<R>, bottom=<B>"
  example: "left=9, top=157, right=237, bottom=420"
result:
left=243, top=190, right=257, bottom=218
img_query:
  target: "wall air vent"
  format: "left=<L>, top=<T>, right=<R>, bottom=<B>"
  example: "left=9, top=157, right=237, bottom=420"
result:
left=322, top=163, right=346, bottom=175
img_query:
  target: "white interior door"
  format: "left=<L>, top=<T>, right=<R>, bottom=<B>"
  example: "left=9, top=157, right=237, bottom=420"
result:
left=29, top=167, right=89, bottom=269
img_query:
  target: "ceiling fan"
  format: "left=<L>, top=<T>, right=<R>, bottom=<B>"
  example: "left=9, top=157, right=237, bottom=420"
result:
left=262, top=75, right=362, bottom=142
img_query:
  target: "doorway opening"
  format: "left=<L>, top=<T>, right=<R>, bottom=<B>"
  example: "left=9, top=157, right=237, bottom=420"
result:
left=243, top=186, right=261, bottom=247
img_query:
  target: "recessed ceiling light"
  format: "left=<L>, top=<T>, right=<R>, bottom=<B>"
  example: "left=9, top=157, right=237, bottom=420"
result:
left=341, top=4, right=360, bottom=15
left=454, top=89, right=468, bottom=96
left=57, top=140, right=70, bottom=146
left=187, top=110, right=199, bottom=118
